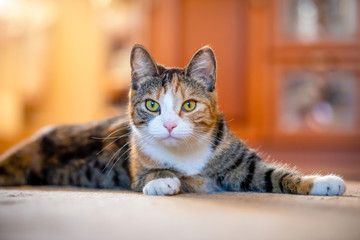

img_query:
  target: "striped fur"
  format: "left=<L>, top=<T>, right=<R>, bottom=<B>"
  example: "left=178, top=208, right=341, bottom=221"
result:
left=0, top=45, right=346, bottom=196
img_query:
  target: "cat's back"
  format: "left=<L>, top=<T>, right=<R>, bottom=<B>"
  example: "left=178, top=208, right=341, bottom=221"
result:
left=0, top=116, right=132, bottom=189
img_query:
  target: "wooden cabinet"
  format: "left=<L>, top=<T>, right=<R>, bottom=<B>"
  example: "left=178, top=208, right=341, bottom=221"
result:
left=269, top=0, right=360, bottom=149
left=145, top=0, right=360, bottom=149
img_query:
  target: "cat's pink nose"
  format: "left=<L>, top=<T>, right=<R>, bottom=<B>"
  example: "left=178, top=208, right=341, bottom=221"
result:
left=164, top=122, right=177, bottom=133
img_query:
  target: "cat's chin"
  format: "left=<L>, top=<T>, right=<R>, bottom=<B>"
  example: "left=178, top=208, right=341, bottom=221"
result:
left=158, top=136, right=182, bottom=147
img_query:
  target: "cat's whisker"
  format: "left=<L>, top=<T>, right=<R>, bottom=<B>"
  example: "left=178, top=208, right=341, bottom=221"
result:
left=193, top=127, right=227, bottom=135
left=107, top=146, right=134, bottom=175
left=224, top=118, right=234, bottom=123
left=190, top=130, right=215, bottom=139
left=96, top=137, right=121, bottom=156
left=102, top=141, right=130, bottom=173
left=102, top=147, right=123, bottom=173
left=182, top=136, right=193, bottom=152
left=187, top=132, right=220, bottom=147
left=192, top=129, right=225, bottom=142
left=107, top=134, right=155, bottom=175
left=93, top=132, right=131, bottom=156
left=122, top=139, right=146, bottom=163
left=192, top=134, right=222, bottom=144
left=92, top=136, right=125, bottom=140
left=101, top=125, right=131, bottom=140
left=91, top=131, right=131, bottom=140
left=191, top=131, right=227, bottom=141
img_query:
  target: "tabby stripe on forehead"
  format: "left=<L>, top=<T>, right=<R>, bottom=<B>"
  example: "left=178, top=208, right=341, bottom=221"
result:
left=240, top=155, right=258, bottom=191
left=174, top=76, right=181, bottom=93
left=211, top=118, right=224, bottom=150
left=264, top=169, right=274, bottom=192
left=161, top=69, right=182, bottom=87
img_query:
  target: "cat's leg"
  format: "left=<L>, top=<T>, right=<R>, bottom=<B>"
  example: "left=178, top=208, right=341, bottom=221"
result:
left=216, top=149, right=346, bottom=196
left=133, top=169, right=181, bottom=196
left=252, top=161, right=346, bottom=195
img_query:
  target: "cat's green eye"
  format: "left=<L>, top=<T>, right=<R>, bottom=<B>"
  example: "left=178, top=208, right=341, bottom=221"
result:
left=182, top=100, right=197, bottom=112
left=145, top=100, right=160, bottom=112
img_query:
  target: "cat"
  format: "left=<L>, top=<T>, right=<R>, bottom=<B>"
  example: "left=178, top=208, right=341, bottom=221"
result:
left=0, top=44, right=346, bottom=196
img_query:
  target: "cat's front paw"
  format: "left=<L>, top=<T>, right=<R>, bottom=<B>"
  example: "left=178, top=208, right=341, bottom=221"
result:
left=143, top=177, right=181, bottom=196
left=310, top=175, right=346, bottom=196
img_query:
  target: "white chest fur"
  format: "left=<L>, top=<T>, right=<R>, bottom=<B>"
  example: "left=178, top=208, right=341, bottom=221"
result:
left=138, top=137, right=212, bottom=176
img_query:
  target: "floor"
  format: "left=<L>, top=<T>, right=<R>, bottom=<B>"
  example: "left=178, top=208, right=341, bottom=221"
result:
left=0, top=182, right=359, bottom=240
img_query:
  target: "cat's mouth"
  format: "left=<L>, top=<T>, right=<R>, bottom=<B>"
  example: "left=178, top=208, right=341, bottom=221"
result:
left=161, top=135, right=181, bottom=141
left=158, top=135, right=183, bottom=146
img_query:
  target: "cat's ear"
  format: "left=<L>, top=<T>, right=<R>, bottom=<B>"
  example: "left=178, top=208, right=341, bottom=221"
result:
left=185, top=46, right=216, bottom=92
left=130, top=44, right=159, bottom=90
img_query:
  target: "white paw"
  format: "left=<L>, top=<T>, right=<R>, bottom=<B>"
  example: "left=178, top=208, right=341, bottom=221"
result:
left=310, top=175, right=346, bottom=196
left=143, top=177, right=181, bottom=196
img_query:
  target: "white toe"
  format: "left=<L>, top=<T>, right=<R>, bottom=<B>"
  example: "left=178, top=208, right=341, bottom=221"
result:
left=310, top=175, right=346, bottom=196
left=143, top=177, right=181, bottom=196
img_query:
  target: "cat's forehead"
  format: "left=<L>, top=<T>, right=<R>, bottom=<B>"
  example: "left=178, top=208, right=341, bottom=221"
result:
left=137, top=67, right=208, bottom=100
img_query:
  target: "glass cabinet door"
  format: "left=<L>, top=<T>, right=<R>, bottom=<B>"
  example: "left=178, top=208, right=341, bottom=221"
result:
left=271, top=0, right=360, bottom=142
left=278, top=69, right=358, bottom=133
left=279, top=0, right=359, bottom=42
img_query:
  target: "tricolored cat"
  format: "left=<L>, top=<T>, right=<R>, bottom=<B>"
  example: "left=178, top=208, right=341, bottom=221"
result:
left=0, top=45, right=345, bottom=196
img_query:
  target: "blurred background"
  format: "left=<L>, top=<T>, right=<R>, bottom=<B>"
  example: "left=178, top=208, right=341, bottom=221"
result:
left=0, top=0, right=359, bottom=180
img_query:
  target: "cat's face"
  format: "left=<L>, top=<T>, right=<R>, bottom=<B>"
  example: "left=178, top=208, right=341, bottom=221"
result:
left=129, top=45, right=218, bottom=148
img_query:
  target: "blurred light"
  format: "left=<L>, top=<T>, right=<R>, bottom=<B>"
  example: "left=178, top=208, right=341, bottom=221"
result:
left=312, top=102, right=334, bottom=126
left=0, top=0, right=56, bottom=37
left=90, top=0, right=112, bottom=9
left=296, top=0, right=318, bottom=41
left=280, top=70, right=358, bottom=133
left=285, top=0, right=358, bottom=41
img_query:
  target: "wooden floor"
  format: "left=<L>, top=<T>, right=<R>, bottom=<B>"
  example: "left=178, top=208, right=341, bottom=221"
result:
left=0, top=182, right=359, bottom=240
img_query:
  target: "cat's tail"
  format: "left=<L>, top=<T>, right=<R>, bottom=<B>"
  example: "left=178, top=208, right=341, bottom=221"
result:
left=0, top=126, right=51, bottom=186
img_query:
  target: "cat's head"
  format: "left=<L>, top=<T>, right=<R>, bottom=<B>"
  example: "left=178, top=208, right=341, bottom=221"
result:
left=128, top=44, right=219, bottom=148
